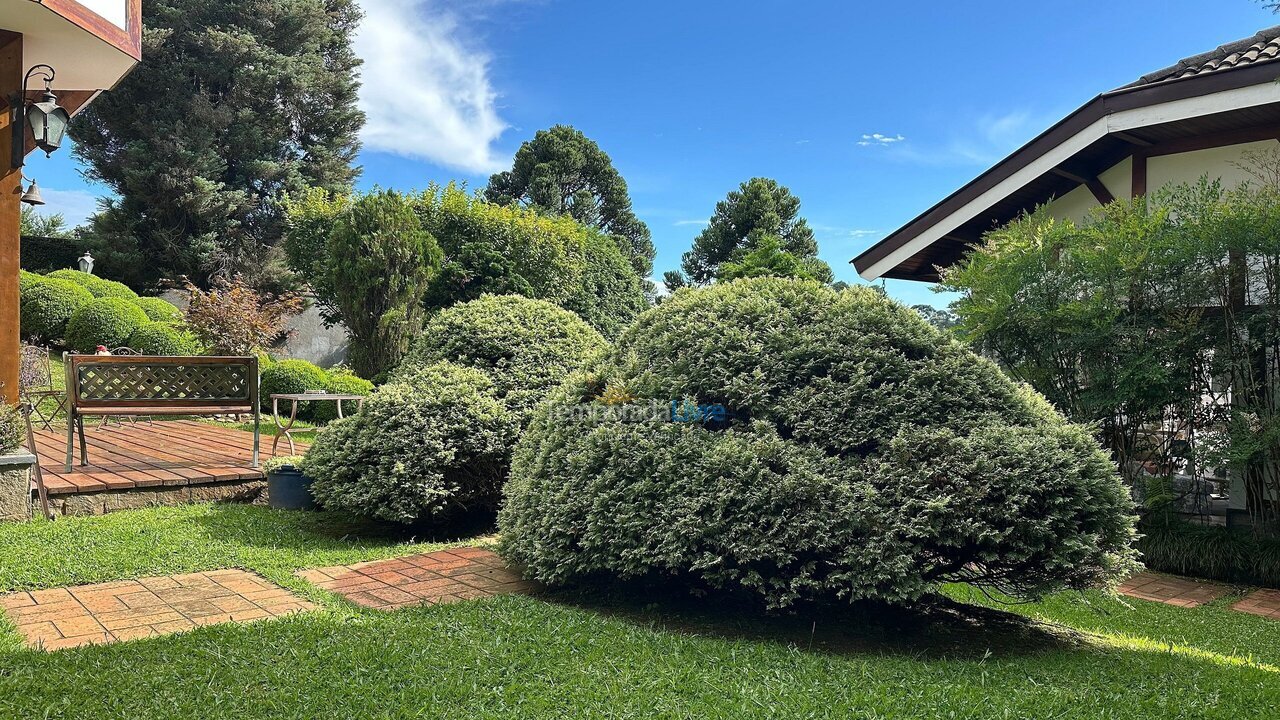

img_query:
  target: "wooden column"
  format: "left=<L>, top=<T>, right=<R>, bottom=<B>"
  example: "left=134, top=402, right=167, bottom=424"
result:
left=0, top=35, right=21, bottom=405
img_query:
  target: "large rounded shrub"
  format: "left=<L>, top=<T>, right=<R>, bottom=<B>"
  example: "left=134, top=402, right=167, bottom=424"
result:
left=132, top=297, right=183, bottom=323
left=500, top=278, right=1139, bottom=608
left=20, top=278, right=94, bottom=343
left=310, top=367, right=374, bottom=424
left=127, top=323, right=202, bottom=355
left=64, top=297, right=149, bottom=353
left=19, top=270, right=44, bottom=294
left=45, top=269, right=138, bottom=300
left=399, top=294, right=608, bottom=426
left=305, top=362, right=518, bottom=523
left=259, top=359, right=329, bottom=418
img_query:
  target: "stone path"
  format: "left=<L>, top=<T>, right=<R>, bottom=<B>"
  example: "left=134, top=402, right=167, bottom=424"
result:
left=296, top=547, right=537, bottom=610
left=1232, top=588, right=1280, bottom=619
left=1117, top=572, right=1230, bottom=607
left=0, top=570, right=313, bottom=651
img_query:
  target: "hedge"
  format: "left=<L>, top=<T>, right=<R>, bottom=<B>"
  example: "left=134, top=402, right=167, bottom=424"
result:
left=132, top=297, right=183, bottom=323
left=20, top=278, right=94, bottom=343
left=260, top=359, right=329, bottom=420
left=309, top=368, right=374, bottom=424
left=45, top=269, right=139, bottom=301
left=305, top=362, right=517, bottom=523
left=64, top=298, right=150, bottom=353
left=127, top=323, right=202, bottom=356
left=500, top=278, right=1140, bottom=609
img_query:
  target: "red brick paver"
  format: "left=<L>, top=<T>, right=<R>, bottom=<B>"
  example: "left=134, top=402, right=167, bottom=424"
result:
left=1232, top=588, right=1280, bottom=619
left=0, top=570, right=314, bottom=650
left=1117, top=571, right=1229, bottom=608
left=296, top=547, right=536, bottom=610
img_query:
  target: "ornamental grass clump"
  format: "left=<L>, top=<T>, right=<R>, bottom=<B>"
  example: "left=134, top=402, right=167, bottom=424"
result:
left=500, top=277, right=1139, bottom=609
left=305, top=362, right=517, bottom=524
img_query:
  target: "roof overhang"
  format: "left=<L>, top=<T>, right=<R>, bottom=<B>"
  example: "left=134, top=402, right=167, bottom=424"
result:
left=852, top=60, right=1280, bottom=282
left=1, top=0, right=141, bottom=123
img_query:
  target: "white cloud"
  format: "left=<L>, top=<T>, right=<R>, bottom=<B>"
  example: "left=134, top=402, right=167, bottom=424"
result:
left=848, top=229, right=881, bottom=238
left=355, top=0, right=509, bottom=174
left=34, top=188, right=102, bottom=229
left=674, top=219, right=708, bottom=227
left=857, top=132, right=905, bottom=147
left=881, top=110, right=1046, bottom=167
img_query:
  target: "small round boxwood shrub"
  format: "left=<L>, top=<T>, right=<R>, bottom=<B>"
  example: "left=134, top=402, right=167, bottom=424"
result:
left=132, top=297, right=183, bottom=323
left=305, top=362, right=517, bottom=523
left=310, top=367, right=374, bottom=424
left=45, top=269, right=139, bottom=300
left=500, top=278, right=1139, bottom=609
left=19, top=270, right=44, bottom=294
left=399, top=294, right=607, bottom=426
left=127, top=323, right=202, bottom=356
left=65, top=297, right=150, bottom=352
left=20, top=278, right=94, bottom=343
left=259, top=359, right=329, bottom=419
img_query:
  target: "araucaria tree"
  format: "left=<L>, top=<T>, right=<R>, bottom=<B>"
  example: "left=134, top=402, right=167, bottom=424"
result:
left=485, top=125, right=655, bottom=278
left=671, top=177, right=833, bottom=288
left=324, top=191, right=442, bottom=379
left=69, top=0, right=364, bottom=290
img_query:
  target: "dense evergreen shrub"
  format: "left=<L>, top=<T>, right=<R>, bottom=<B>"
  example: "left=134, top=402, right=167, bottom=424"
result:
left=259, top=359, right=329, bottom=419
left=132, top=297, right=183, bottom=323
left=501, top=278, right=1139, bottom=608
left=310, top=368, right=374, bottom=424
left=127, top=323, right=202, bottom=356
left=20, top=278, right=94, bottom=343
left=18, top=270, right=44, bottom=294
left=399, top=295, right=607, bottom=426
left=45, top=269, right=139, bottom=300
left=305, top=362, right=517, bottom=523
left=64, top=298, right=149, bottom=353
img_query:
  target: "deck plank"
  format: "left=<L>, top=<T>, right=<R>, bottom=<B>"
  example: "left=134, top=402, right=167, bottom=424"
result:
left=28, top=421, right=309, bottom=497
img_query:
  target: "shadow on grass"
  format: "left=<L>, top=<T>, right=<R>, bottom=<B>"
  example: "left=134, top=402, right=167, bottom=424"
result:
left=190, top=504, right=497, bottom=550
left=536, top=580, right=1090, bottom=661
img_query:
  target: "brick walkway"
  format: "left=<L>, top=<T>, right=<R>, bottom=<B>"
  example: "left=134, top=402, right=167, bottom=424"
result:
left=1233, top=589, right=1280, bottom=619
left=296, top=547, right=536, bottom=610
left=0, top=570, right=313, bottom=650
left=1117, top=572, right=1230, bottom=607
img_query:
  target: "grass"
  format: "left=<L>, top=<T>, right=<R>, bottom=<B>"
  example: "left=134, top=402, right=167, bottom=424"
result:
left=1, top=505, right=1278, bottom=719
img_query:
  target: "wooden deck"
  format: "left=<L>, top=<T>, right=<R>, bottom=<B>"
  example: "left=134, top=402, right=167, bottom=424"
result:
left=28, top=420, right=308, bottom=496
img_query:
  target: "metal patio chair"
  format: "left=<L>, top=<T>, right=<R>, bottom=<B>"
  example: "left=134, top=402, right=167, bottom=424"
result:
left=18, top=344, right=66, bottom=431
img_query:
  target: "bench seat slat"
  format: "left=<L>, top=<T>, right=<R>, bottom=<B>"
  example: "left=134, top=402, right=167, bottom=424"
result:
left=75, top=406, right=255, bottom=416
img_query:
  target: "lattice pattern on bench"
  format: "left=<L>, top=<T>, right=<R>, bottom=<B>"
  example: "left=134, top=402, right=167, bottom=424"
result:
left=76, top=363, right=252, bottom=404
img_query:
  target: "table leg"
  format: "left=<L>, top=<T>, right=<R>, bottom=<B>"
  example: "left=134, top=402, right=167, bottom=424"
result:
left=284, top=400, right=299, bottom=455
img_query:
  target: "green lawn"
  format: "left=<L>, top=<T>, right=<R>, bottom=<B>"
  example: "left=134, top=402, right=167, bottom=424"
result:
left=0, top=505, right=1277, bottom=719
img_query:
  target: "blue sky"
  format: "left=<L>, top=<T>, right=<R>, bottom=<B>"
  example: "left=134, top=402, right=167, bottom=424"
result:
left=26, top=0, right=1280, bottom=307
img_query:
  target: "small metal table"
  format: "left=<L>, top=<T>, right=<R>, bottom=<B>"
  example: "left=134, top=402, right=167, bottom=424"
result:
left=270, top=392, right=365, bottom=456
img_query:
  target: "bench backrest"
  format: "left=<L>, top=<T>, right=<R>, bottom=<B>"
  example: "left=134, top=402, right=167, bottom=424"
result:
left=65, top=355, right=258, bottom=411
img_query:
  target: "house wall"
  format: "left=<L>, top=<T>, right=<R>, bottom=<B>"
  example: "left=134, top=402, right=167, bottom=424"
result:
left=1045, top=140, right=1280, bottom=223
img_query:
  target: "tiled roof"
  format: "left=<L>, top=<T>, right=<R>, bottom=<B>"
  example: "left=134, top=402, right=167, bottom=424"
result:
left=1126, top=26, right=1280, bottom=87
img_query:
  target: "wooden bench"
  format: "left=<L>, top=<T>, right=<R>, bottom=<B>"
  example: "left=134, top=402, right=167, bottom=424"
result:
left=64, top=355, right=259, bottom=472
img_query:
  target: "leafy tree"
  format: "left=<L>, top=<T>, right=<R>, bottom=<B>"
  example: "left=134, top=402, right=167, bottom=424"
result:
left=324, top=191, right=442, bottom=379
left=719, top=233, right=829, bottom=282
left=485, top=125, right=654, bottom=277
left=69, top=0, right=364, bottom=290
left=20, top=207, right=72, bottom=238
left=185, top=277, right=303, bottom=355
left=673, top=177, right=832, bottom=287
left=285, top=184, right=647, bottom=338
left=911, top=304, right=959, bottom=331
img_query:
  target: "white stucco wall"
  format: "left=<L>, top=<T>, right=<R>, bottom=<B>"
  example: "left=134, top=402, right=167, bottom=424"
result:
left=1044, top=140, right=1280, bottom=223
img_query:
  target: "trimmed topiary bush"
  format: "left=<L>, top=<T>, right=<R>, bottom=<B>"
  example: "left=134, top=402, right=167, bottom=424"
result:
left=259, top=359, right=329, bottom=419
left=305, top=362, right=518, bottom=523
left=500, top=278, right=1140, bottom=609
left=127, top=323, right=202, bottom=356
left=399, top=294, right=608, bottom=426
left=20, top=278, right=94, bottom=343
left=132, top=297, right=183, bottom=323
left=45, top=269, right=139, bottom=301
left=19, top=270, right=44, bottom=294
left=64, top=298, right=150, bottom=353
left=310, top=367, right=374, bottom=424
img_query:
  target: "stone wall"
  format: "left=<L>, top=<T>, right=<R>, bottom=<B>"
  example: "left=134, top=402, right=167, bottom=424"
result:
left=160, top=291, right=350, bottom=368
left=0, top=453, right=34, bottom=522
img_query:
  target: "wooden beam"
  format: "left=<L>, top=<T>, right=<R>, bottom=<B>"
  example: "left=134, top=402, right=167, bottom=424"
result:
left=1140, top=124, right=1280, bottom=158
left=1050, top=167, right=1089, bottom=185
left=0, top=35, right=21, bottom=404
left=1131, top=152, right=1148, bottom=200
left=1112, top=131, right=1154, bottom=147
left=1085, top=176, right=1116, bottom=205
